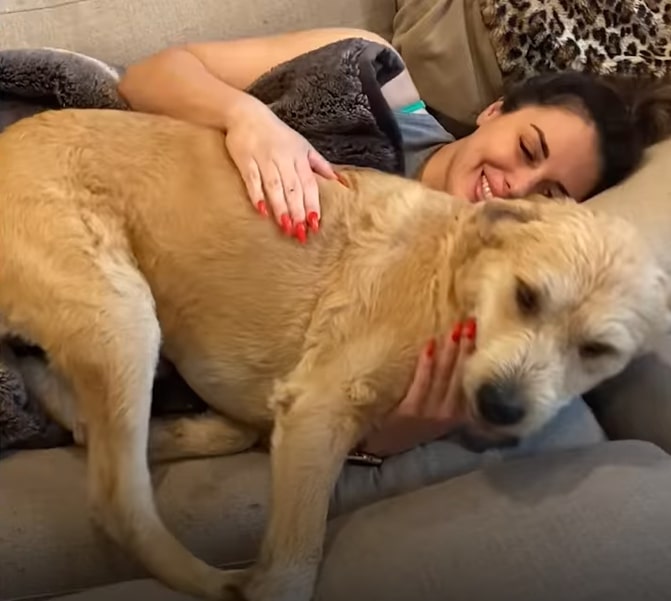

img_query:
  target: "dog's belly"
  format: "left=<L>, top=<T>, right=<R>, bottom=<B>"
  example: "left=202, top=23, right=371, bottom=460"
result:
left=167, top=353, right=276, bottom=428
left=144, top=248, right=332, bottom=429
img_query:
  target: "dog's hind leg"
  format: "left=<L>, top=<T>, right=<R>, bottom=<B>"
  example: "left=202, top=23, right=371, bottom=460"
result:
left=17, top=353, right=259, bottom=460
left=0, top=241, right=240, bottom=599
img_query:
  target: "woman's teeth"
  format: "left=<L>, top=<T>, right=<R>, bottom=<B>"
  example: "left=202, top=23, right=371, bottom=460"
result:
left=481, top=174, right=494, bottom=199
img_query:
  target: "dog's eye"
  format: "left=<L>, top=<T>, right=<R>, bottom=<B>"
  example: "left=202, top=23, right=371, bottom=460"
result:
left=515, top=278, right=540, bottom=315
left=579, top=341, right=616, bottom=360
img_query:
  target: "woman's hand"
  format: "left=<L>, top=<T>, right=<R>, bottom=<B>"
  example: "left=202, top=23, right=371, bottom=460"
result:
left=225, top=95, right=337, bottom=241
left=360, top=319, right=477, bottom=458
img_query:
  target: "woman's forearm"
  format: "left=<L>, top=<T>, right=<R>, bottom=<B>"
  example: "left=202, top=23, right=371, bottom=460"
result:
left=118, top=28, right=403, bottom=129
left=118, top=46, right=252, bottom=131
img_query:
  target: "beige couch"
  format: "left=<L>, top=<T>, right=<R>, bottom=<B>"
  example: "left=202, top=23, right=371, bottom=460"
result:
left=2, top=1, right=671, bottom=600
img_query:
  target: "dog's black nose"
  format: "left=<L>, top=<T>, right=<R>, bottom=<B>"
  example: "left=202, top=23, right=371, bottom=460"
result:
left=476, top=381, right=526, bottom=426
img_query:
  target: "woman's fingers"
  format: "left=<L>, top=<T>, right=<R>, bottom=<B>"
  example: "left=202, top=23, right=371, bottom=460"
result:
left=308, top=148, right=337, bottom=180
left=233, top=156, right=267, bottom=216
left=257, top=153, right=329, bottom=243
left=394, top=339, right=437, bottom=415
left=275, top=159, right=306, bottom=241
left=439, top=318, right=476, bottom=419
left=257, top=160, right=292, bottom=235
left=297, top=156, right=322, bottom=233
left=425, top=323, right=463, bottom=412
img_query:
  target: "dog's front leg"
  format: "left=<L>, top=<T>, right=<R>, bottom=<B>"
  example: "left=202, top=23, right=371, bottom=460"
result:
left=237, top=378, right=367, bottom=601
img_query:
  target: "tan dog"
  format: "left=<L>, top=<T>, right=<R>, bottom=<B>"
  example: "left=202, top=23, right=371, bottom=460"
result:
left=0, top=108, right=668, bottom=601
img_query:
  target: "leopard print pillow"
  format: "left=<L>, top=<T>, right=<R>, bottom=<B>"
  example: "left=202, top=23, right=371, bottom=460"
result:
left=480, top=0, right=671, bottom=83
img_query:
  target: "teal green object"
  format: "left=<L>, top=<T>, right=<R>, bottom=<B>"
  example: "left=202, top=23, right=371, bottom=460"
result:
left=399, top=99, right=427, bottom=114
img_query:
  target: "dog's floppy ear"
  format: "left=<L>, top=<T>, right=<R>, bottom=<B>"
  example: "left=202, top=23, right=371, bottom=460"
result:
left=476, top=199, right=540, bottom=246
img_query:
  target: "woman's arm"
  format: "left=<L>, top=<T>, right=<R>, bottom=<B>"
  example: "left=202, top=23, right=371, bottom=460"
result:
left=118, top=28, right=419, bottom=228
left=118, top=28, right=398, bottom=130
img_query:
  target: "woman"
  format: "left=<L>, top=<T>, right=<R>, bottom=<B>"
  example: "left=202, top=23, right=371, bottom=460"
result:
left=118, top=27, right=654, bottom=457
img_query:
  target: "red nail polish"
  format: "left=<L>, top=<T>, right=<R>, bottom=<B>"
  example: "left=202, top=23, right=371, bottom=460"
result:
left=464, top=318, right=477, bottom=340
left=307, top=211, right=320, bottom=233
left=451, top=323, right=463, bottom=343
left=426, top=338, right=436, bottom=359
left=294, top=222, right=307, bottom=244
left=280, top=214, right=292, bottom=236
left=256, top=200, right=268, bottom=217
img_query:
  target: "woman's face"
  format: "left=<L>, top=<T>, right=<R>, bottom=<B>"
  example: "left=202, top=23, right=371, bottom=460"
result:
left=440, top=102, right=601, bottom=203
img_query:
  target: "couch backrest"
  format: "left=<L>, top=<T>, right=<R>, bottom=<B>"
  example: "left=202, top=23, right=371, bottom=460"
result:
left=0, top=0, right=396, bottom=65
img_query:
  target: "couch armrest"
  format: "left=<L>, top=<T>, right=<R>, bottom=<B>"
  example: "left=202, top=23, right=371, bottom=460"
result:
left=587, top=352, right=671, bottom=453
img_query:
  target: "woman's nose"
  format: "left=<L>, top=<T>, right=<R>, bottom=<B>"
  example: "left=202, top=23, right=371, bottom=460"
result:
left=508, top=168, right=543, bottom=197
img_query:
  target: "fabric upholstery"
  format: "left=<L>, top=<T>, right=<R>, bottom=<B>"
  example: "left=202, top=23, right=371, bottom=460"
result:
left=584, top=137, right=671, bottom=453
left=0, top=0, right=396, bottom=65
left=43, top=442, right=671, bottom=601
left=0, top=398, right=602, bottom=600
left=392, top=0, right=503, bottom=125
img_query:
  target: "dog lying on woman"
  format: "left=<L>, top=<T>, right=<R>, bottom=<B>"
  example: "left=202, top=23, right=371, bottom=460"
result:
left=0, top=108, right=667, bottom=601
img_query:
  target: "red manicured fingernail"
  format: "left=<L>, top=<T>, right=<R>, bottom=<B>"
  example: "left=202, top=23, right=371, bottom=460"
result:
left=256, top=200, right=268, bottom=217
left=280, top=214, right=292, bottom=235
left=464, top=318, right=477, bottom=340
left=307, top=211, right=320, bottom=233
left=294, top=222, right=307, bottom=244
left=425, top=338, right=436, bottom=359
left=451, top=323, right=463, bottom=343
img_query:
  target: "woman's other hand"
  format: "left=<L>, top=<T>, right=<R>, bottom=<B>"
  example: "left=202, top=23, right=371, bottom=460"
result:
left=360, top=319, right=477, bottom=457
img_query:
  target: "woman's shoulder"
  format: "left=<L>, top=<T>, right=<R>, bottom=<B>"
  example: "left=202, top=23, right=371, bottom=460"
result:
left=394, top=101, right=455, bottom=178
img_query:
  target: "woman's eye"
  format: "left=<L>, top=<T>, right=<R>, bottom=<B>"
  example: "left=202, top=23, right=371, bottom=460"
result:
left=519, top=139, right=534, bottom=163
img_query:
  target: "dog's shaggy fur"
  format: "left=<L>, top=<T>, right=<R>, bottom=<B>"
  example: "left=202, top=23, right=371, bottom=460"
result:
left=0, top=108, right=668, bottom=600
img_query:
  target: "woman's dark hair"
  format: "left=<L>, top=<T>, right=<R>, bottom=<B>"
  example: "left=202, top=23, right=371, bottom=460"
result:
left=500, top=70, right=671, bottom=198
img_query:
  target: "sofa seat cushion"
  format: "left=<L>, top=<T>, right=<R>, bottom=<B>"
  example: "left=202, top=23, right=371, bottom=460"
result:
left=0, top=397, right=602, bottom=600
left=32, top=441, right=671, bottom=601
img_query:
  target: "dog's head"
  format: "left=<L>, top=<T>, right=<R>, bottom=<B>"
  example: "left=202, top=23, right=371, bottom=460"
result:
left=453, top=197, right=671, bottom=441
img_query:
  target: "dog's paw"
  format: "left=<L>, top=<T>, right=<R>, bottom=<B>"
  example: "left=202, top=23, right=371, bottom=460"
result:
left=233, top=566, right=316, bottom=601
left=219, top=569, right=252, bottom=601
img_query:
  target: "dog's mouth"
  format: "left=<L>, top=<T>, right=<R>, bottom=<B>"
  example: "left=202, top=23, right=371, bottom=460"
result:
left=453, top=385, right=525, bottom=451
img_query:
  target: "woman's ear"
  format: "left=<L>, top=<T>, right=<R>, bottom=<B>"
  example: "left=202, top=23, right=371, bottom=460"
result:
left=476, top=99, right=504, bottom=126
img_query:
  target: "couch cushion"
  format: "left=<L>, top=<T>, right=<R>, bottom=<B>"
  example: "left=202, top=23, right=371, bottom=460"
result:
left=0, top=397, right=602, bottom=600
left=583, top=137, right=671, bottom=453
left=0, top=0, right=396, bottom=66
left=392, top=0, right=503, bottom=126
left=42, top=442, right=671, bottom=601
left=317, top=441, right=671, bottom=601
